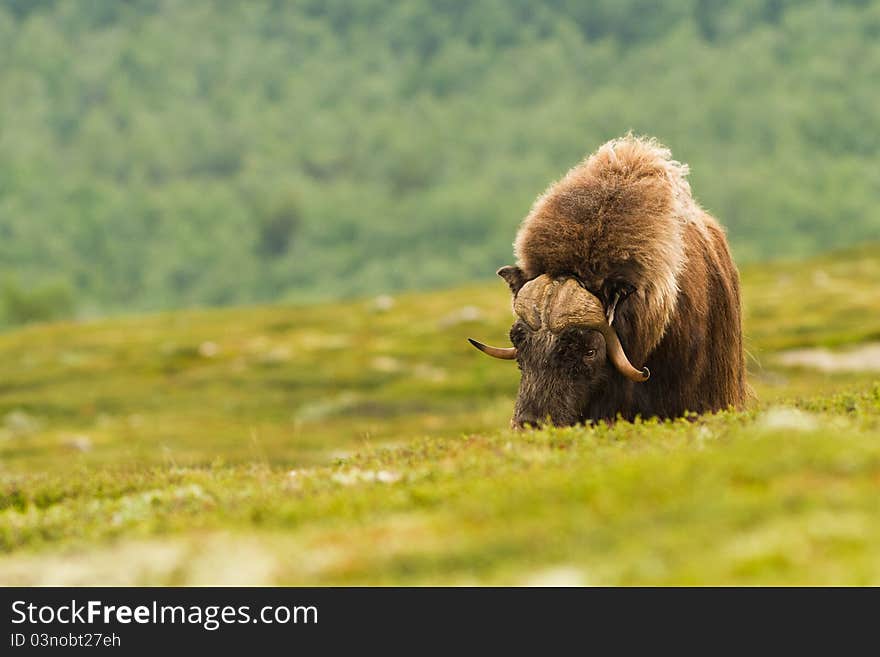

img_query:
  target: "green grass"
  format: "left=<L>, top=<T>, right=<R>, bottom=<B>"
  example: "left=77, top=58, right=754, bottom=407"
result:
left=1, top=246, right=880, bottom=584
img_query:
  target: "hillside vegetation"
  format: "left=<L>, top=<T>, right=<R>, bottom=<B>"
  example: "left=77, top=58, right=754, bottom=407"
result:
left=1, top=246, right=879, bottom=584
left=2, top=0, right=880, bottom=322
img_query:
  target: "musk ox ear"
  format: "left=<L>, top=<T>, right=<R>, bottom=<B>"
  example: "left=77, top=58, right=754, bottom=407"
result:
left=497, top=265, right=527, bottom=296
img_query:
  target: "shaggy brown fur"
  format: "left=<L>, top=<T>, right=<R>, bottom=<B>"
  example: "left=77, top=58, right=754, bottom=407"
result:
left=507, top=135, right=747, bottom=421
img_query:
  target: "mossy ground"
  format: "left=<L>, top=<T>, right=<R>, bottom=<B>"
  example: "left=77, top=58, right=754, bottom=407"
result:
left=1, top=247, right=879, bottom=584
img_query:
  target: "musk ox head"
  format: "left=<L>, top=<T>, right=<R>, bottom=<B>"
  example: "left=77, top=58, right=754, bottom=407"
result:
left=469, top=268, right=649, bottom=429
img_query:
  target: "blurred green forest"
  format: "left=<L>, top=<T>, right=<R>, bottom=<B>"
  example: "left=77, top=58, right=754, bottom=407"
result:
left=1, top=0, right=878, bottom=324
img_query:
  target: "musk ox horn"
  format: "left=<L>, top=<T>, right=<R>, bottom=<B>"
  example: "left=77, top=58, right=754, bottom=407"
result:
left=598, top=323, right=651, bottom=382
left=513, top=275, right=650, bottom=383
left=467, top=338, right=517, bottom=360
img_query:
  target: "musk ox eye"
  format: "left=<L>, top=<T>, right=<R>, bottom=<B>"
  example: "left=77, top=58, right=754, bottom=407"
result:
left=583, top=349, right=598, bottom=361
left=509, top=324, right=527, bottom=346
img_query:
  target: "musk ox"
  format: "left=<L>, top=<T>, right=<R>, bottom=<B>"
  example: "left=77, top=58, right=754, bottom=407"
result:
left=470, top=135, right=747, bottom=428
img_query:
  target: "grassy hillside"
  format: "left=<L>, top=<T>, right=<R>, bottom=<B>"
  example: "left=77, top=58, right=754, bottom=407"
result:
left=2, top=0, right=880, bottom=321
left=1, top=246, right=880, bottom=584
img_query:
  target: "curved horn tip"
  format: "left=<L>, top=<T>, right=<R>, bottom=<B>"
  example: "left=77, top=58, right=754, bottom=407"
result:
left=640, top=366, right=650, bottom=381
left=467, top=338, right=517, bottom=360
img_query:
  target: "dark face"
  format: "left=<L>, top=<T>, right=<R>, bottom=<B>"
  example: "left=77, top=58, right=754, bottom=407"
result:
left=470, top=266, right=648, bottom=429
left=509, top=320, right=611, bottom=429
